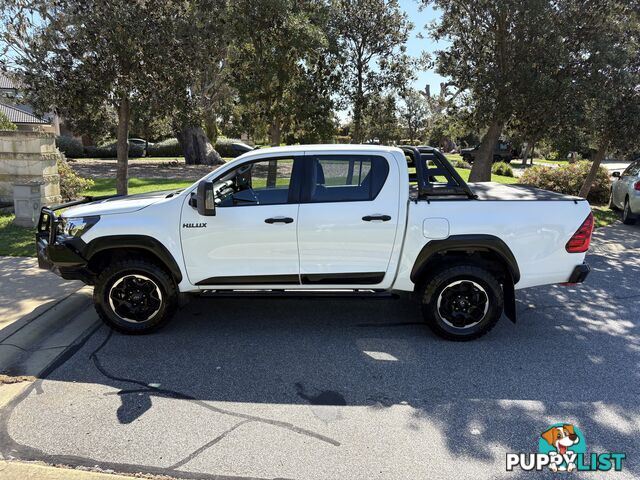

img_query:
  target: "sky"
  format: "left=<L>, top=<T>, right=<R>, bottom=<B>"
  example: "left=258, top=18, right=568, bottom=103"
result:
left=398, top=0, right=448, bottom=96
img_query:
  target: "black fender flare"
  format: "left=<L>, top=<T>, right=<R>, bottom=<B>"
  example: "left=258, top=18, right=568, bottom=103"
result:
left=83, top=235, right=183, bottom=283
left=410, top=234, right=520, bottom=323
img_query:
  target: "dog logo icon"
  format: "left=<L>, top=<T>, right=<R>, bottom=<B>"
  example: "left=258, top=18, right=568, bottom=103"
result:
left=539, top=424, right=584, bottom=472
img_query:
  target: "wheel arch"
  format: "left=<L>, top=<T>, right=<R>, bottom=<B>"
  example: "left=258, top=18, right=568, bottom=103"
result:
left=410, top=234, right=520, bottom=323
left=84, top=235, right=183, bottom=284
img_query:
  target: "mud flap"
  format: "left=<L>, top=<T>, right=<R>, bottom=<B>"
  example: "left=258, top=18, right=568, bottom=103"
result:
left=503, top=279, right=517, bottom=323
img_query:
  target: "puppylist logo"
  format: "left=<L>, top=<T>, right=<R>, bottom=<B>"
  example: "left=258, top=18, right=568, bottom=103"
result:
left=506, top=423, right=626, bottom=472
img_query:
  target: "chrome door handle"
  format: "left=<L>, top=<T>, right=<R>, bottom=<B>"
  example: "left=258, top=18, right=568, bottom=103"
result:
left=362, top=215, right=391, bottom=222
left=265, top=217, right=294, bottom=224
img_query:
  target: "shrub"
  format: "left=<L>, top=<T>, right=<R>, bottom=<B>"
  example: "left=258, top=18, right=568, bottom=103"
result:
left=215, top=137, right=250, bottom=158
left=84, top=141, right=144, bottom=159
left=492, top=161, right=514, bottom=177
left=55, top=136, right=84, bottom=158
left=146, top=137, right=183, bottom=157
left=520, top=160, right=611, bottom=204
left=57, top=159, right=94, bottom=201
left=0, top=111, right=17, bottom=131
left=451, top=159, right=472, bottom=169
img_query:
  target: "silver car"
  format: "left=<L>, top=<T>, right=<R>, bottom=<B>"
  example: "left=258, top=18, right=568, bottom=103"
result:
left=610, top=159, right=640, bottom=224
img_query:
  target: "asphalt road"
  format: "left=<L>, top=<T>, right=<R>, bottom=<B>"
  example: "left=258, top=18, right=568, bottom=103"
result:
left=1, top=223, right=639, bottom=480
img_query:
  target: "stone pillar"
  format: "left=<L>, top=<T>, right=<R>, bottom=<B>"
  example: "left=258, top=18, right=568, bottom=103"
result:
left=0, top=131, right=62, bottom=209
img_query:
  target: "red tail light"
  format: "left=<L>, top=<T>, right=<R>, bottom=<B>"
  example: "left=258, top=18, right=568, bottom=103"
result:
left=634, top=181, right=640, bottom=191
left=565, top=212, right=594, bottom=253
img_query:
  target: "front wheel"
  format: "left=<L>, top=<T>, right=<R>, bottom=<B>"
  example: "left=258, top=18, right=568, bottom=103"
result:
left=419, top=265, right=504, bottom=341
left=622, top=198, right=637, bottom=225
left=94, top=258, right=178, bottom=334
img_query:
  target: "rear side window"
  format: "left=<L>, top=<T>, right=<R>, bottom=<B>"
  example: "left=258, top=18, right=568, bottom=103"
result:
left=305, top=155, right=389, bottom=203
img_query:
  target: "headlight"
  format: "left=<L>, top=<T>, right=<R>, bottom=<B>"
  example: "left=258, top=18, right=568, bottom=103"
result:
left=58, top=216, right=100, bottom=238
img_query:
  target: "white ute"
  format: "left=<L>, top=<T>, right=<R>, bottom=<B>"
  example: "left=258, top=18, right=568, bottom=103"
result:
left=36, top=145, right=593, bottom=340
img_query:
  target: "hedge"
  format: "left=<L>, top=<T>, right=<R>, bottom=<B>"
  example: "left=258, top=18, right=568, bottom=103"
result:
left=56, top=136, right=84, bottom=158
left=520, top=161, right=611, bottom=204
left=146, top=137, right=182, bottom=157
left=146, top=136, right=250, bottom=158
left=84, top=142, right=145, bottom=159
left=57, top=159, right=94, bottom=201
left=492, top=161, right=514, bottom=177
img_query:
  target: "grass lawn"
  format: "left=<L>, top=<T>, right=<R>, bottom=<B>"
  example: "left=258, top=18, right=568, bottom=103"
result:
left=0, top=214, right=36, bottom=257
left=592, top=205, right=620, bottom=228
left=83, top=178, right=194, bottom=196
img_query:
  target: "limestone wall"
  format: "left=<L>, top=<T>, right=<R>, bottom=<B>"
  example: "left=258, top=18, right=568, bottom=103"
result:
left=0, top=131, right=61, bottom=206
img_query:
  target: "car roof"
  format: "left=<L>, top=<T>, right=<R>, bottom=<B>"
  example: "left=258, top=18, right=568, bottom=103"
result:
left=240, top=144, right=402, bottom=158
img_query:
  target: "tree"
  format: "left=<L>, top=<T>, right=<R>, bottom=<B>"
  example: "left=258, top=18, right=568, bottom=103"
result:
left=2, top=1, right=230, bottom=194
left=0, top=111, right=17, bottom=131
left=363, top=93, right=400, bottom=144
left=400, top=89, right=428, bottom=144
left=424, top=0, right=565, bottom=181
left=571, top=1, right=640, bottom=198
left=228, top=0, right=337, bottom=146
left=333, top=0, right=413, bottom=143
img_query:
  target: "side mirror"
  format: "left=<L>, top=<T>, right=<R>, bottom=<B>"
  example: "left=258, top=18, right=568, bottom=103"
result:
left=612, top=171, right=621, bottom=178
left=196, top=180, right=216, bottom=216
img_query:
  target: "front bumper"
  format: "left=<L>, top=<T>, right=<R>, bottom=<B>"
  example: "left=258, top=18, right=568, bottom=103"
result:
left=35, top=197, right=114, bottom=284
left=566, top=263, right=590, bottom=284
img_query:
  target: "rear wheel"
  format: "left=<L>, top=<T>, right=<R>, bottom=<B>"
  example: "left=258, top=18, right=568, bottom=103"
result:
left=623, top=197, right=637, bottom=225
left=419, top=265, right=504, bottom=341
left=94, top=258, right=178, bottom=334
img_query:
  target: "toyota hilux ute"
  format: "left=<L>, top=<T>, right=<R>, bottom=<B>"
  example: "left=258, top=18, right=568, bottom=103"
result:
left=36, top=145, right=593, bottom=341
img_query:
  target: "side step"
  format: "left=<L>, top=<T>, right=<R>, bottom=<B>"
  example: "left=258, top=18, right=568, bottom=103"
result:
left=199, top=289, right=398, bottom=298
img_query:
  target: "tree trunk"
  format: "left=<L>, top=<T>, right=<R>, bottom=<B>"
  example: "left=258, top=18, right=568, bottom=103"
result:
left=578, top=145, right=607, bottom=199
left=352, top=61, right=365, bottom=144
left=176, top=125, right=223, bottom=165
left=521, top=142, right=532, bottom=167
left=469, top=120, right=503, bottom=182
left=269, top=118, right=281, bottom=147
left=116, top=97, right=130, bottom=196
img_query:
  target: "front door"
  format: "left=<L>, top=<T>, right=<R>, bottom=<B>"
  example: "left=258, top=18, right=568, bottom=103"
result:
left=181, top=156, right=302, bottom=286
left=296, top=153, right=400, bottom=286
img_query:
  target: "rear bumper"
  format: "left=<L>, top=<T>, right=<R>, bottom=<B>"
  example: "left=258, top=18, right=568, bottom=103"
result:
left=566, top=263, right=590, bottom=284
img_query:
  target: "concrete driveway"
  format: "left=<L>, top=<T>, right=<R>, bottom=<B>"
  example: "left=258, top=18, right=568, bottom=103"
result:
left=1, top=223, right=639, bottom=480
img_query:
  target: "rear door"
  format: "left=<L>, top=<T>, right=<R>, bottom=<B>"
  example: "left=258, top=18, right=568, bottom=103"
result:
left=296, top=153, right=401, bottom=287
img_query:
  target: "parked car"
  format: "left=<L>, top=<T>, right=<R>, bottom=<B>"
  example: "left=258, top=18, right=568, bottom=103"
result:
left=129, top=138, right=154, bottom=156
left=461, top=141, right=517, bottom=163
left=609, top=159, right=640, bottom=225
left=35, top=145, right=592, bottom=341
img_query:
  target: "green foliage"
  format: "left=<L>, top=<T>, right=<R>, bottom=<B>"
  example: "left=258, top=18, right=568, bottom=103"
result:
left=400, top=89, right=429, bottom=143
left=0, top=214, right=34, bottom=257
left=363, top=93, right=400, bottom=144
left=334, top=0, right=413, bottom=143
left=55, top=136, right=84, bottom=158
left=450, top=159, right=472, bottom=169
left=520, top=161, right=611, bottom=204
left=146, top=138, right=183, bottom=157
left=229, top=0, right=338, bottom=145
left=215, top=138, right=249, bottom=158
left=57, top=159, right=94, bottom=201
left=84, top=141, right=144, bottom=159
left=0, top=111, right=17, bottom=131
left=491, top=162, right=514, bottom=177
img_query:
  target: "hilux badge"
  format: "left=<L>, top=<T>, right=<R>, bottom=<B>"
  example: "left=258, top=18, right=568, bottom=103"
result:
left=182, top=223, right=207, bottom=228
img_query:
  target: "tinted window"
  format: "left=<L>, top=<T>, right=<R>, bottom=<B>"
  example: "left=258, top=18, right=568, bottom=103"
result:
left=306, top=155, right=389, bottom=203
left=216, top=158, right=295, bottom=207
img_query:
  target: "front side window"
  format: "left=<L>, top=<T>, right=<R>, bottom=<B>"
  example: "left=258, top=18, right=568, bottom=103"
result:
left=214, top=158, right=295, bottom=206
left=306, top=155, right=389, bottom=203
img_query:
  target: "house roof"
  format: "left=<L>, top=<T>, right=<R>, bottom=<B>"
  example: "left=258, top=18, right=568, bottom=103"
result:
left=0, top=102, right=49, bottom=124
left=0, top=73, right=18, bottom=90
